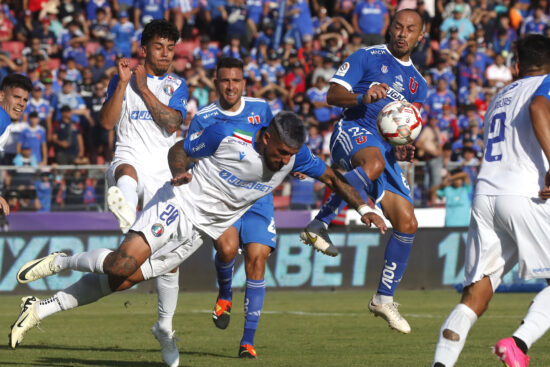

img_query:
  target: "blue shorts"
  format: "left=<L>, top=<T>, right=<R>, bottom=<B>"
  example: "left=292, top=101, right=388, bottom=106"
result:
left=329, top=120, right=413, bottom=205
left=232, top=193, right=276, bottom=249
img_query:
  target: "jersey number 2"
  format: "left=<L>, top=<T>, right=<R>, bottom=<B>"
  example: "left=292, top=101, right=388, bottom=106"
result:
left=484, top=112, right=505, bottom=162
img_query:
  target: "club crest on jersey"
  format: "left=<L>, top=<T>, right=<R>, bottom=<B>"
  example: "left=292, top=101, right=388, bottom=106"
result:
left=335, top=62, right=350, bottom=77
left=248, top=115, right=261, bottom=124
left=190, top=130, right=203, bottom=141
left=163, top=83, right=175, bottom=96
left=409, top=78, right=418, bottom=94
left=381, top=65, right=388, bottom=74
left=151, top=223, right=164, bottom=237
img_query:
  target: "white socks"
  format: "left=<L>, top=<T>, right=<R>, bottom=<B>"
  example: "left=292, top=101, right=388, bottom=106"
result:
left=156, top=269, right=179, bottom=332
left=375, top=294, right=393, bottom=304
left=433, top=303, right=478, bottom=367
left=36, top=274, right=112, bottom=319
left=514, top=285, right=550, bottom=349
left=54, top=248, right=112, bottom=273
left=117, top=175, right=138, bottom=210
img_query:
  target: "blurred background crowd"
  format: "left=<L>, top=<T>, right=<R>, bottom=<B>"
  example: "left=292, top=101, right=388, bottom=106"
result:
left=0, top=0, right=545, bottom=215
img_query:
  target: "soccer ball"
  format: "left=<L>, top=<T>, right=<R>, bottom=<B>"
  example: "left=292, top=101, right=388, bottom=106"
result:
left=376, top=100, right=422, bottom=145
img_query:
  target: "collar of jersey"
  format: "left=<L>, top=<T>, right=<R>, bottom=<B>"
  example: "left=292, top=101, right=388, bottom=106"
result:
left=383, top=44, right=413, bottom=67
left=216, top=97, right=245, bottom=116
left=146, top=73, right=167, bottom=80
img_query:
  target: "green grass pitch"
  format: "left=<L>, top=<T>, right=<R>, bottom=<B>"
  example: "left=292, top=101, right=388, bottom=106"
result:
left=1, top=290, right=549, bottom=366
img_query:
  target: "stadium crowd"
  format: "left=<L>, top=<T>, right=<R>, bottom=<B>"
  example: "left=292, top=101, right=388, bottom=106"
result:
left=0, top=0, right=546, bottom=212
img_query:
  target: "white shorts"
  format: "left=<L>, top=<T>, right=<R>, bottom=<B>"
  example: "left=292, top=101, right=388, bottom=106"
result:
left=132, top=183, right=206, bottom=280
left=106, top=158, right=170, bottom=206
left=464, top=195, right=550, bottom=291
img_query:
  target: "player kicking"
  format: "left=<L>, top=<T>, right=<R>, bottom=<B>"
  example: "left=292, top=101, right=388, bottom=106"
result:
left=433, top=34, right=550, bottom=367
left=300, top=9, right=426, bottom=334
left=10, top=112, right=387, bottom=360
left=187, top=57, right=274, bottom=358
left=100, top=19, right=187, bottom=367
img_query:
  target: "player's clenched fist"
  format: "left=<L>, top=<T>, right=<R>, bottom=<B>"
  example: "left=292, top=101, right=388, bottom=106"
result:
left=117, top=58, right=132, bottom=83
left=133, top=65, right=148, bottom=92
left=171, top=172, right=193, bottom=186
left=363, top=83, right=389, bottom=104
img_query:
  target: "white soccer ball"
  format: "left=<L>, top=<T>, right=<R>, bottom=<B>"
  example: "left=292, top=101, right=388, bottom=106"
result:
left=376, top=100, right=422, bottom=145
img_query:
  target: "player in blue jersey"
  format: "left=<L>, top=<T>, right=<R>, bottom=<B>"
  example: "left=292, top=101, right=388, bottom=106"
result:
left=300, top=9, right=427, bottom=334
left=187, top=57, right=275, bottom=358
left=10, top=112, right=387, bottom=358
left=0, top=74, right=33, bottom=150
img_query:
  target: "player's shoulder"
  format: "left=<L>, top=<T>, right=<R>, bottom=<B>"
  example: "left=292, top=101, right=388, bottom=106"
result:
left=196, top=102, right=221, bottom=119
left=243, top=96, right=268, bottom=105
left=358, top=44, right=389, bottom=57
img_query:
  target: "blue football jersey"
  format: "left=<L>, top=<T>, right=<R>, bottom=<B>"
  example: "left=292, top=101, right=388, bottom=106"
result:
left=330, top=44, right=427, bottom=133
left=189, top=96, right=274, bottom=136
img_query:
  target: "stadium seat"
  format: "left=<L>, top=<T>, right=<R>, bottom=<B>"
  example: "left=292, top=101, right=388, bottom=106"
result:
left=273, top=195, right=290, bottom=210
left=174, top=41, right=196, bottom=59
left=85, top=41, right=101, bottom=56
left=48, top=58, right=61, bottom=70
left=3, top=41, right=24, bottom=60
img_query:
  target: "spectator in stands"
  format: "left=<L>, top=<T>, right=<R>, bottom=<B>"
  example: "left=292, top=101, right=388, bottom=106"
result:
left=41, top=77, right=56, bottom=107
left=222, top=36, right=247, bottom=59
left=203, top=0, right=228, bottom=42
left=24, top=84, right=52, bottom=134
left=111, top=11, right=134, bottom=58
left=0, top=10, right=14, bottom=42
left=430, top=168, right=472, bottom=227
left=90, top=53, right=110, bottom=83
left=485, top=52, right=513, bottom=88
left=520, top=5, right=549, bottom=35
left=430, top=57, right=456, bottom=91
left=222, top=0, right=247, bottom=44
left=307, top=76, right=332, bottom=129
left=261, top=51, right=285, bottom=85
left=284, top=60, right=306, bottom=99
left=440, top=4, right=475, bottom=42
left=193, top=35, right=219, bottom=74
left=85, top=0, right=111, bottom=23
left=65, top=58, right=83, bottom=83
left=90, top=7, right=110, bottom=40
left=97, top=34, right=120, bottom=69
left=23, top=36, right=49, bottom=73
left=457, top=104, right=483, bottom=133
left=78, top=68, right=95, bottom=104
left=311, top=55, right=337, bottom=86
left=58, top=20, right=88, bottom=51
left=18, top=112, right=47, bottom=166
left=52, top=105, right=89, bottom=165
left=439, top=105, right=459, bottom=143
left=15, top=9, right=38, bottom=43
left=63, top=39, right=89, bottom=69
left=458, top=77, right=484, bottom=106
left=85, top=81, right=112, bottom=164
left=134, top=0, right=169, bottom=29
left=64, top=169, right=85, bottom=205
left=352, top=0, right=389, bottom=46
left=416, top=113, right=444, bottom=199
left=52, top=79, right=92, bottom=124
left=439, top=27, right=465, bottom=61
left=459, top=146, right=480, bottom=183
left=35, top=168, right=53, bottom=212
left=257, top=83, right=287, bottom=115
left=306, top=124, right=323, bottom=155
left=35, top=17, right=59, bottom=57
left=288, top=0, right=315, bottom=42
left=457, top=52, right=482, bottom=90
left=344, top=32, right=364, bottom=56
left=424, top=78, right=457, bottom=117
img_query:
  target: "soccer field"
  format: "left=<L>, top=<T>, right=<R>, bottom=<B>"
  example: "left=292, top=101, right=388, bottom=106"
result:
left=2, top=290, right=549, bottom=367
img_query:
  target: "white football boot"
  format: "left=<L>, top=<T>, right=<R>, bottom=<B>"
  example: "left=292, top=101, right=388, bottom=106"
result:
left=152, top=322, right=180, bottom=367
left=107, top=186, right=136, bottom=233
left=368, top=295, right=411, bottom=334
left=9, top=296, right=41, bottom=349
left=17, top=252, right=66, bottom=284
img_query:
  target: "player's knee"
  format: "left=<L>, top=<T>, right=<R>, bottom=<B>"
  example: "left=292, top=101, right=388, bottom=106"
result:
left=394, top=213, right=417, bottom=234
left=216, top=244, right=239, bottom=262
left=244, top=255, right=267, bottom=279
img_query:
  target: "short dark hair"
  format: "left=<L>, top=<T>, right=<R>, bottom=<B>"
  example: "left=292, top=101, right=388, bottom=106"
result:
left=268, top=111, right=306, bottom=149
left=515, top=34, right=550, bottom=74
left=1, top=74, right=33, bottom=93
left=141, top=19, right=180, bottom=47
left=216, top=57, right=244, bottom=74
left=391, top=8, right=425, bottom=28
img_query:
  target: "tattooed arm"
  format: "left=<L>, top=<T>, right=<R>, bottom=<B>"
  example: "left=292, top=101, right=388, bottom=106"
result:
left=168, top=140, right=193, bottom=185
left=134, top=65, right=185, bottom=134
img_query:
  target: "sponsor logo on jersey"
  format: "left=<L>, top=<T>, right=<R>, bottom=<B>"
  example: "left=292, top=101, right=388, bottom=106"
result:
left=396, top=74, right=403, bottom=82
left=393, top=78, right=404, bottom=93
left=192, top=142, right=205, bottom=152
left=163, top=83, right=175, bottom=96
left=151, top=223, right=164, bottom=237
left=239, top=152, right=246, bottom=160
left=219, top=169, right=273, bottom=192
left=335, top=62, right=350, bottom=77
left=203, top=111, right=219, bottom=118
left=371, top=82, right=408, bottom=102
left=409, top=77, right=419, bottom=94
left=370, top=49, right=384, bottom=55
left=381, top=64, right=388, bottom=74
left=130, top=110, right=153, bottom=120
left=190, top=130, right=203, bottom=141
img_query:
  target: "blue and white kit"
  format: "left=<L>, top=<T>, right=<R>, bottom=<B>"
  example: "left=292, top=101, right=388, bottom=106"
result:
left=104, top=73, right=188, bottom=205
left=133, top=122, right=326, bottom=279
left=0, top=105, right=13, bottom=150
left=189, top=97, right=276, bottom=248
left=329, top=44, right=427, bottom=202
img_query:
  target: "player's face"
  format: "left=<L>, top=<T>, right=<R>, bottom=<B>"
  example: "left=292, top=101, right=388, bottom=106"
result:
left=142, top=36, right=175, bottom=76
left=215, top=67, right=245, bottom=110
left=387, top=11, right=424, bottom=60
left=263, top=131, right=301, bottom=171
left=0, top=87, right=29, bottom=121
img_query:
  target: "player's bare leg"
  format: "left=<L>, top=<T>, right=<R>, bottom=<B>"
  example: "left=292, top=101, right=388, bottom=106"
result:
left=239, top=242, right=270, bottom=359
left=212, top=227, right=240, bottom=329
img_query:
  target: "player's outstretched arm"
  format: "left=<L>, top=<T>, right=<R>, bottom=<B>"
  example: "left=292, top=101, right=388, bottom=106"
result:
left=133, top=65, right=184, bottom=134
left=100, top=58, right=131, bottom=130
left=168, top=141, right=193, bottom=186
left=530, top=95, right=550, bottom=199
left=317, top=167, right=387, bottom=234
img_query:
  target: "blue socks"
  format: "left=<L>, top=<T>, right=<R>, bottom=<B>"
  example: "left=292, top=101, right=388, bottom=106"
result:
left=241, top=278, right=265, bottom=346
left=377, top=231, right=414, bottom=296
left=215, top=255, right=235, bottom=301
left=316, top=167, right=372, bottom=224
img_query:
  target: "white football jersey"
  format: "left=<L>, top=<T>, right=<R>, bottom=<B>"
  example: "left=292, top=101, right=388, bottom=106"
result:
left=105, top=73, right=188, bottom=177
left=176, top=122, right=326, bottom=239
left=476, top=75, right=550, bottom=197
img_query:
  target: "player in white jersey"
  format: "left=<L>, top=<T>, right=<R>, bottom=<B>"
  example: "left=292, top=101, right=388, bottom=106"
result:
left=0, top=74, right=33, bottom=152
left=99, top=20, right=187, bottom=367
left=10, top=112, right=387, bottom=357
left=433, top=34, right=550, bottom=367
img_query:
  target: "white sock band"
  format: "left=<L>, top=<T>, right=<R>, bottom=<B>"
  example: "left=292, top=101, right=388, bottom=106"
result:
left=55, top=248, right=112, bottom=273
left=514, top=285, right=550, bottom=349
left=433, top=303, right=478, bottom=367
left=117, top=175, right=139, bottom=209
left=156, top=269, right=179, bottom=332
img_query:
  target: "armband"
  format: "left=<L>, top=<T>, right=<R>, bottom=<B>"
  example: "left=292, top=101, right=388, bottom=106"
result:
left=357, top=204, right=375, bottom=217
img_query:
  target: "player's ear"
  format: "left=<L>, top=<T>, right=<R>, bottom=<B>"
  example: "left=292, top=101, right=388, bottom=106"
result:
left=262, top=130, right=271, bottom=145
left=0, top=91, right=4, bottom=103
left=141, top=44, right=147, bottom=59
